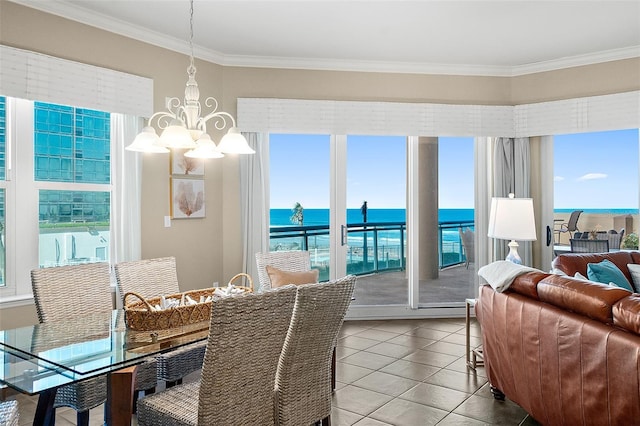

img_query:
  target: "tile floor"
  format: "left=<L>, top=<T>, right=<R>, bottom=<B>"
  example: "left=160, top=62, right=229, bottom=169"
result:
left=6, top=318, right=539, bottom=425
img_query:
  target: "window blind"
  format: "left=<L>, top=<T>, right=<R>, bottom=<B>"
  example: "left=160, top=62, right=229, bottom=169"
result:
left=0, top=45, right=153, bottom=117
left=238, top=91, right=640, bottom=137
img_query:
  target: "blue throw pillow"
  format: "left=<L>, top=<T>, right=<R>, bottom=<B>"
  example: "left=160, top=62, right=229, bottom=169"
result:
left=587, top=259, right=634, bottom=292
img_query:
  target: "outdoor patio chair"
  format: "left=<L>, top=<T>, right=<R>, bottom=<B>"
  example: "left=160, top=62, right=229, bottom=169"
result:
left=115, top=257, right=207, bottom=393
left=458, top=227, right=475, bottom=269
left=275, top=275, right=357, bottom=426
left=570, top=238, right=609, bottom=253
left=30, top=262, right=112, bottom=426
left=554, top=210, right=583, bottom=244
left=596, top=228, right=625, bottom=250
left=136, top=286, right=297, bottom=425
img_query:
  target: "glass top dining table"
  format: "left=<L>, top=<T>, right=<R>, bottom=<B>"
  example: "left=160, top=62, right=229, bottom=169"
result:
left=0, top=309, right=210, bottom=425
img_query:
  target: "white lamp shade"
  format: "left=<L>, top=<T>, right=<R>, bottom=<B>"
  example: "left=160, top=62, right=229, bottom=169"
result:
left=487, top=196, right=537, bottom=241
left=158, top=120, right=197, bottom=149
left=184, top=133, right=224, bottom=159
left=216, top=127, right=255, bottom=154
left=125, top=127, right=170, bottom=153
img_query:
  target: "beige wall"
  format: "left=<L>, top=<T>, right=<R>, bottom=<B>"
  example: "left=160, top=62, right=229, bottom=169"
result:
left=512, top=59, right=640, bottom=104
left=1, top=1, right=639, bottom=327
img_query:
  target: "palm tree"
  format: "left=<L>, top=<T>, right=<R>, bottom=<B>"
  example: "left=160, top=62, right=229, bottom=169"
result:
left=290, top=202, right=304, bottom=226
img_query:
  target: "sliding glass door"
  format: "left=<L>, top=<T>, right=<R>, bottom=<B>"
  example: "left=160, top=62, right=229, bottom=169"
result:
left=269, top=134, right=332, bottom=280
left=343, top=135, right=408, bottom=307
left=270, top=134, right=408, bottom=310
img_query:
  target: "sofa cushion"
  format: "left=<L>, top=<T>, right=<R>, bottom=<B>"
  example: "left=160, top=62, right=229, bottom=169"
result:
left=627, top=264, right=640, bottom=292
left=537, top=274, right=631, bottom=323
left=587, top=259, right=633, bottom=292
left=265, top=265, right=319, bottom=288
left=551, top=251, right=635, bottom=282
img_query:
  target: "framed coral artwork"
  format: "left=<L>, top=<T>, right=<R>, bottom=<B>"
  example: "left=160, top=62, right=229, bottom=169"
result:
left=171, top=149, right=204, bottom=176
left=171, top=178, right=205, bottom=219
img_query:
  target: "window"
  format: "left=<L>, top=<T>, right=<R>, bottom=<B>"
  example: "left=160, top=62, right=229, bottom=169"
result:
left=33, top=102, right=111, bottom=268
left=0, top=97, right=112, bottom=298
left=554, top=129, right=639, bottom=247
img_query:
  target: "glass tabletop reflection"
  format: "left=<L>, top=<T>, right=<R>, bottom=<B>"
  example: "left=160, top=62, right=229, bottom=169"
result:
left=0, top=310, right=209, bottom=395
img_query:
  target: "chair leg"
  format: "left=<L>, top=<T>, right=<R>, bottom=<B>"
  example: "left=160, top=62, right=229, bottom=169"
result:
left=320, top=415, right=331, bottom=426
left=331, top=347, right=336, bottom=392
left=76, top=410, right=90, bottom=426
left=132, top=390, right=141, bottom=414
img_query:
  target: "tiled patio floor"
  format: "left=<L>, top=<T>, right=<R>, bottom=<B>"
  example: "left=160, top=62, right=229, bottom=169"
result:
left=352, top=264, right=477, bottom=306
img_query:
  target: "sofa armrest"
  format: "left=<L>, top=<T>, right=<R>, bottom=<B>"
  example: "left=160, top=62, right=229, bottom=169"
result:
left=613, top=294, right=640, bottom=334
left=509, top=271, right=548, bottom=300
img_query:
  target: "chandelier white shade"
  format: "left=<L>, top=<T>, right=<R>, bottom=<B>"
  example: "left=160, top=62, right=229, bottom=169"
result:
left=185, top=133, right=224, bottom=159
left=216, top=128, right=255, bottom=154
left=487, top=193, right=537, bottom=264
left=125, top=127, right=170, bottom=153
left=125, top=0, right=254, bottom=158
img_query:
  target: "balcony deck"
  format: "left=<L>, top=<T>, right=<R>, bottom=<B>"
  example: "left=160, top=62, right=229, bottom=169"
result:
left=351, top=264, right=476, bottom=306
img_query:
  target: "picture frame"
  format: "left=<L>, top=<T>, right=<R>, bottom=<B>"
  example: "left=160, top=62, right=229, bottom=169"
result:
left=171, top=149, right=205, bottom=176
left=171, top=177, right=205, bottom=219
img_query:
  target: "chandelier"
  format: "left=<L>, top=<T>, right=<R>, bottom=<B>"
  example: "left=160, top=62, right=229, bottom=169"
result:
left=126, top=0, right=254, bottom=158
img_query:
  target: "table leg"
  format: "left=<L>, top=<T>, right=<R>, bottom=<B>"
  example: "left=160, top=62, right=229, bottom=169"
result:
left=465, top=300, right=471, bottom=368
left=33, top=388, right=56, bottom=426
left=106, top=365, right=138, bottom=426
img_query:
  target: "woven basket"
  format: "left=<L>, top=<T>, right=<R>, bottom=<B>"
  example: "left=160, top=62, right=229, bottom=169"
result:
left=124, top=273, right=253, bottom=331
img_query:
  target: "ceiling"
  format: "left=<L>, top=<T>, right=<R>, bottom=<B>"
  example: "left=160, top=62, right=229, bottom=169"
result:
left=10, top=0, right=640, bottom=76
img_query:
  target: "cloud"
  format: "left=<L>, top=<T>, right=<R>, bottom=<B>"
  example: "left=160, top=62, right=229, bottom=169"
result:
left=554, top=176, right=565, bottom=182
left=577, top=173, right=607, bottom=181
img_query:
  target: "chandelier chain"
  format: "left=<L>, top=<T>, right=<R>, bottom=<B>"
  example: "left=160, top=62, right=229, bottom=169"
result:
left=188, top=0, right=195, bottom=71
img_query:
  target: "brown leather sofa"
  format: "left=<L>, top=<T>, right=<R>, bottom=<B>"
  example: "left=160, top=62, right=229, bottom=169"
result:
left=477, top=251, right=640, bottom=425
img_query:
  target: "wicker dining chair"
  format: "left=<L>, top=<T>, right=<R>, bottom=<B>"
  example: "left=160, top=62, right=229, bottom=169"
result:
left=255, top=250, right=341, bottom=392
left=0, top=400, right=19, bottom=426
left=137, top=285, right=298, bottom=425
left=274, top=275, right=357, bottom=426
left=114, top=257, right=207, bottom=390
left=255, top=251, right=312, bottom=292
left=30, top=262, right=112, bottom=426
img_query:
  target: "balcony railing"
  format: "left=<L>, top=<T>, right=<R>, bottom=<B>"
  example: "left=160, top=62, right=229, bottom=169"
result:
left=270, top=219, right=474, bottom=280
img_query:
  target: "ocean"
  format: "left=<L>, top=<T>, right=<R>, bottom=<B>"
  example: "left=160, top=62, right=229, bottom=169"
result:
left=270, top=208, right=475, bottom=227
left=271, top=208, right=639, bottom=227
left=270, top=208, right=638, bottom=249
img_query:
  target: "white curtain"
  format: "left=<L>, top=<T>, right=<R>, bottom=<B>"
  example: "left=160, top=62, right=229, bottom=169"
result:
left=474, top=137, right=492, bottom=286
left=111, top=114, right=143, bottom=266
left=492, top=137, right=532, bottom=265
left=239, top=132, right=270, bottom=285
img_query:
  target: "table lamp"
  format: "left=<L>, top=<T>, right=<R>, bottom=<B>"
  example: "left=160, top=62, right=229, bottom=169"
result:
left=487, top=193, right=537, bottom=264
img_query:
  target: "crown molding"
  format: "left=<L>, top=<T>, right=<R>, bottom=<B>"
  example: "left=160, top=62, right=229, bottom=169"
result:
left=216, top=55, right=514, bottom=77
left=10, top=0, right=640, bottom=78
left=511, top=46, right=640, bottom=76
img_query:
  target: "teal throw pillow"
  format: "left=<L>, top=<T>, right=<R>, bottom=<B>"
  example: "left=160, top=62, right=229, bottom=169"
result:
left=587, top=259, right=633, bottom=292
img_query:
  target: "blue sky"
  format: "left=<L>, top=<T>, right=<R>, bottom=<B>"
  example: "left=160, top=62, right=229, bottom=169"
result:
left=269, top=134, right=474, bottom=209
left=270, top=130, right=639, bottom=210
left=554, top=129, right=639, bottom=209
